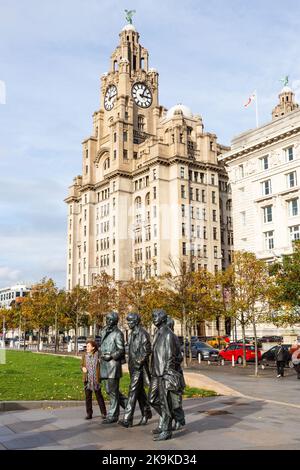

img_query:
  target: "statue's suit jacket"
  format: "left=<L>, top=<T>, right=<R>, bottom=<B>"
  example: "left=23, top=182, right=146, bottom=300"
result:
left=151, top=325, right=177, bottom=377
left=99, top=325, right=125, bottom=379
left=128, top=325, right=151, bottom=380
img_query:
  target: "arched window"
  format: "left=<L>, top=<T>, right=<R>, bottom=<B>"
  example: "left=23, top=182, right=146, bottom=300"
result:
left=138, top=115, right=145, bottom=131
left=104, top=158, right=110, bottom=171
left=226, top=199, right=232, bottom=211
left=145, top=192, right=150, bottom=206
left=135, top=196, right=142, bottom=210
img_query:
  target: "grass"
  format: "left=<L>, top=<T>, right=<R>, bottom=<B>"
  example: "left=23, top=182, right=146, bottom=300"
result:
left=0, top=350, right=217, bottom=401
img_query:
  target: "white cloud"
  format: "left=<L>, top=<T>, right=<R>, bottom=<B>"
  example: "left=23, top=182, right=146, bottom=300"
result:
left=0, top=267, right=21, bottom=283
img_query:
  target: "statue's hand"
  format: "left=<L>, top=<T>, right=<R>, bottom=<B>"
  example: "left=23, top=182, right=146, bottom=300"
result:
left=102, top=354, right=112, bottom=362
left=82, top=367, right=87, bottom=373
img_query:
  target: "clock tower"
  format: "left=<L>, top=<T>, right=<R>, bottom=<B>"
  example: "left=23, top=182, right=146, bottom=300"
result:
left=93, top=23, right=160, bottom=177
left=65, top=17, right=231, bottom=343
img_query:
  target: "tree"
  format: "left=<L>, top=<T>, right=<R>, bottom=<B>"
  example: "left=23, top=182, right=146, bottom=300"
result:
left=269, top=240, right=300, bottom=327
left=65, top=285, right=89, bottom=354
left=164, top=257, right=197, bottom=367
left=119, top=276, right=167, bottom=329
left=22, top=278, right=57, bottom=351
left=88, top=272, right=118, bottom=334
left=220, top=251, right=274, bottom=375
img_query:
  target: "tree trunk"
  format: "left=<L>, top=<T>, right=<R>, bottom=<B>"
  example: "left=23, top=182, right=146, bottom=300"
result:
left=188, top=324, right=192, bottom=366
left=182, top=305, right=187, bottom=368
left=253, top=319, right=259, bottom=377
left=37, top=329, right=41, bottom=352
left=54, top=307, right=58, bottom=354
left=241, top=315, right=247, bottom=367
left=75, top=312, right=78, bottom=355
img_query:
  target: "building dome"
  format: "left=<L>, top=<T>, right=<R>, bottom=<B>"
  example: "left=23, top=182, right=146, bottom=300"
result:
left=166, top=104, right=193, bottom=120
left=281, top=86, right=293, bottom=93
left=122, top=24, right=137, bottom=32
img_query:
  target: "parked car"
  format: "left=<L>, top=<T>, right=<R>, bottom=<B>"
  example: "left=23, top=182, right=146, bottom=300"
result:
left=235, top=338, right=263, bottom=348
left=182, top=341, right=220, bottom=361
left=261, top=344, right=293, bottom=369
left=219, top=343, right=262, bottom=364
left=205, top=336, right=228, bottom=349
left=260, top=335, right=283, bottom=343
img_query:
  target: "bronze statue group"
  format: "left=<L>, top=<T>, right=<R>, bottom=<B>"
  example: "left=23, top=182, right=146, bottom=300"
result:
left=81, top=309, right=185, bottom=441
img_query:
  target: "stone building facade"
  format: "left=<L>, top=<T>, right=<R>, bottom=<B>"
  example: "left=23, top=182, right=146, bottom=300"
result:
left=220, top=86, right=300, bottom=337
left=65, top=23, right=232, bottom=335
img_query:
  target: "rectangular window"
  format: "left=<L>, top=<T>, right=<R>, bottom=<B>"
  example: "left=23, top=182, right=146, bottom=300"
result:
left=263, top=205, right=273, bottom=223
left=153, top=169, right=157, bottom=180
left=180, top=167, right=185, bottom=179
left=123, top=149, right=128, bottom=160
left=241, top=211, right=246, bottom=225
left=239, top=164, right=244, bottom=178
left=181, top=185, right=186, bottom=199
left=261, top=179, right=272, bottom=196
left=203, top=245, right=207, bottom=258
left=212, top=191, right=216, bottom=204
left=260, top=155, right=269, bottom=170
left=214, top=246, right=218, bottom=258
left=264, top=230, right=274, bottom=250
left=289, top=198, right=299, bottom=217
left=182, top=242, right=186, bottom=255
left=114, top=132, right=117, bottom=143
left=123, top=131, right=127, bottom=142
left=181, top=204, right=185, bottom=217
left=213, top=227, right=217, bottom=240
left=213, top=210, right=217, bottom=222
left=290, top=225, right=300, bottom=241
left=287, top=171, right=297, bottom=188
left=202, top=190, right=206, bottom=203
left=153, top=187, right=157, bottom=199
left=285, top=146, right=294, bottom=162
left=114, top=150, right=117, bottom=160
left=211, top=174, right=215, bottom=185
left=182, top=223, right=186, bottom=237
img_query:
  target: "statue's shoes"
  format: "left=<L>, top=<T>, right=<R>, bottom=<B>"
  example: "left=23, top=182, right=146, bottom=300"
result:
left=153, top=431, right=172, bottom=441
left=172, top=421, right=185, bottom=431
left=85, top=415, right=92, bottom=420
left=138, top=415, right=151, bottom=426
left=118, top=420, right=133, bottom=428
left=151, top=427, right=162, bottom=435
left=102, top=418, right=118, bottom=424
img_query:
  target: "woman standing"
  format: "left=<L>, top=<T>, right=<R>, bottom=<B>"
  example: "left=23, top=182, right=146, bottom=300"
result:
left=81, top=339, right=107, bottom=420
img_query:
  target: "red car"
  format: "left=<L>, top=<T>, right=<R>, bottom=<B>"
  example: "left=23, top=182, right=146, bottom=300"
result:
left=219, top=343, right=262, bottom=364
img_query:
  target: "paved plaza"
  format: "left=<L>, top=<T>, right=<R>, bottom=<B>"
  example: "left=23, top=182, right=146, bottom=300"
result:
left=1, top=393, right=300, bottom=450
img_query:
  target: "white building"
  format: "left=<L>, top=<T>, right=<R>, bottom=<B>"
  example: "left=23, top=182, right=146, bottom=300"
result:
left=0, top=284, right=31, bottom=309
left=220, top=85, right=300, bottom=337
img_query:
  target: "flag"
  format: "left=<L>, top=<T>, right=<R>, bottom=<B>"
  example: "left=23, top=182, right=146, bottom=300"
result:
left=244, top=91, right=256, bottom=108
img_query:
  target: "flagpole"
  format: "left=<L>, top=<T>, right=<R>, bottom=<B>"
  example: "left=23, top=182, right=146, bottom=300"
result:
left=255, top=90, right=259, bottom=128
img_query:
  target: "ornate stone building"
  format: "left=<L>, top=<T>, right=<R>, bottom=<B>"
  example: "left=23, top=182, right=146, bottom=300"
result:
left=65, top=23, right=231, bottom=334
left=220, top=85, right=300, bottom=337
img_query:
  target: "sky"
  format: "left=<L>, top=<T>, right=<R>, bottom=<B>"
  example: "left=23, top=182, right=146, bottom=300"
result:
left=1, top=0, right=300, bottom=288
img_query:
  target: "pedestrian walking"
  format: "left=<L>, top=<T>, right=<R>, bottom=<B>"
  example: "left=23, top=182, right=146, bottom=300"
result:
left=275, top=342, right=289, bottom=378
left=81, top=339, right=107, bottom=420
left=291, top=345, right=300, bottom=379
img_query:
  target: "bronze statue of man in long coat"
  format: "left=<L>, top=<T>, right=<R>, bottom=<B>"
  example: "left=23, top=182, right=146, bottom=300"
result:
left=99, top=311, right=127, bottom=423
left=119, top=312, right=152, bottom=427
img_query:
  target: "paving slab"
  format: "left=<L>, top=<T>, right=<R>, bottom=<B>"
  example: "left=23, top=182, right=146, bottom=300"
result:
left=1, top=396, right=300, bottom=450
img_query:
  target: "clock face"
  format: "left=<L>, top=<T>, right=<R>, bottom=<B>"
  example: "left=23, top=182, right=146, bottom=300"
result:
left=132, top=82, right=152, bottom=108
left=104, top=85, right=117, bottom=111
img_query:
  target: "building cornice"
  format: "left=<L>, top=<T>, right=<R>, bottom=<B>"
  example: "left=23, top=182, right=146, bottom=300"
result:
left=220, top=125, right=300, bottom=163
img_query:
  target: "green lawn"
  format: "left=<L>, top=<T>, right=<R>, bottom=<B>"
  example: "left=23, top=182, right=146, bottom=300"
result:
left=0, top=350, right=217, bottom=401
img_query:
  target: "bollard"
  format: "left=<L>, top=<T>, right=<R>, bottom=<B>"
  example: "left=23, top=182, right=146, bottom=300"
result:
left=232, top=354, right=235, bottom=367
left=198, top=352, right=202, bottom=364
